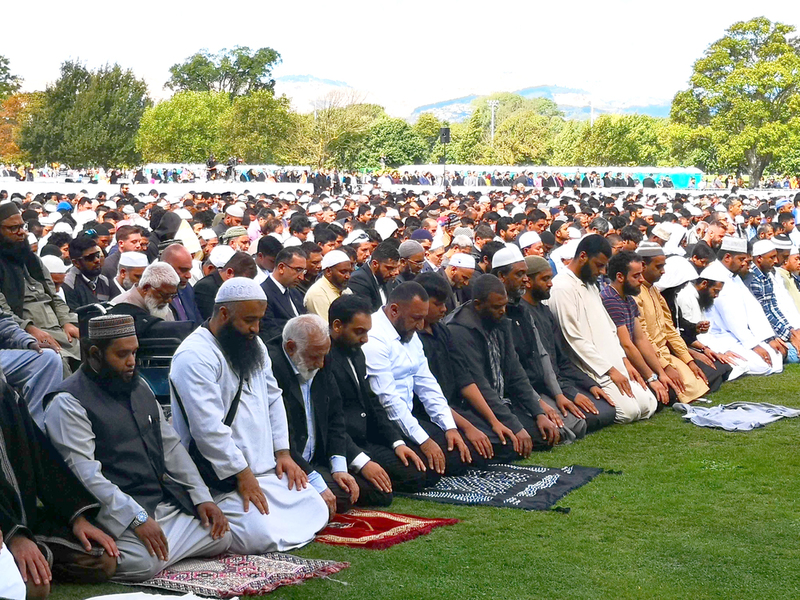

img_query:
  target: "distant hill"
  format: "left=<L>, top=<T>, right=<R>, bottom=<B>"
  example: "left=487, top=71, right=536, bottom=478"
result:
left=274, top=75, right=672, bottom=121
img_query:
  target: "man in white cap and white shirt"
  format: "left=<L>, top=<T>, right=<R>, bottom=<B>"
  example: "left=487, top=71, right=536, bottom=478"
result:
left=518, top=231, right=544, bottom=257
left=704, top=236, right=784, bottom=375
left=213, top=204, right=244, bottom=238
left=440, top=253, right=475, bottom=313
left=303, top=250, right=352, bottom=322
left=111, top=252, right=148, bottom=296
left=169, top=278, right=329, bottom=554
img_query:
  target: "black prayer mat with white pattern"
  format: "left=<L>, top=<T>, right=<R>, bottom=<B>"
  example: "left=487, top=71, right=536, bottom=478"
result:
left=401, top=464, right=604, bottom=511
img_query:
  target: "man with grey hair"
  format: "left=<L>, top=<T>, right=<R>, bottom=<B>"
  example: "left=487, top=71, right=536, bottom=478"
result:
left=110, top=262, right=179, bottom=321
left=267, top=314, right=359, bottom=515
left=396, top=240, right=426, bottom=285
left=170, top=278, right=328, bottom=554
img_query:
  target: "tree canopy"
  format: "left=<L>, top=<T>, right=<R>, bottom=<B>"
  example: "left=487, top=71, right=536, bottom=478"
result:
left=0, top=55, right=22, bottom=99
left=671, top=17, right=800, bottom=186
left=166, top=47, right=282, bottom=98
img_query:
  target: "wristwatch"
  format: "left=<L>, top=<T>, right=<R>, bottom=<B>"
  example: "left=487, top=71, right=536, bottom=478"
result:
left=646, top=373, right=659, bottom=383
left=131, top=510, right=148, bottom=529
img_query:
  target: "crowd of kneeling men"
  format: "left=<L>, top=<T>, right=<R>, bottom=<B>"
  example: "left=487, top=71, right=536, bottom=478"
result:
left=1, top=185, right=799, bottom=598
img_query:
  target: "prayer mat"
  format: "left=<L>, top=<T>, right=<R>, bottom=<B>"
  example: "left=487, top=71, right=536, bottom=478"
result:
left=125, top=553, right=349, bottom=598
left=673, top=401, right=800, bottom=431
left=315, top=509, right=459, bottom=549
left=401, top=464, right=603, bottom=510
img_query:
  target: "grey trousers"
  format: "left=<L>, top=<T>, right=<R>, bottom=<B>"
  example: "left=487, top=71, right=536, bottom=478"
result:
left=0, top=348, right=62, bottom=429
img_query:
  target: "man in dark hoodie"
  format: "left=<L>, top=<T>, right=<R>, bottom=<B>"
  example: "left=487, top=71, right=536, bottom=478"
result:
left=146, top=211, right=182, bottom=263
left=446, top=274, right=560, bottom=450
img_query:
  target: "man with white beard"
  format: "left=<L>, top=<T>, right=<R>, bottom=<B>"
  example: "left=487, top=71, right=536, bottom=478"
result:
left=109, top=262, right=185, bottom=340
left=111, top=252, right=148, bottom=296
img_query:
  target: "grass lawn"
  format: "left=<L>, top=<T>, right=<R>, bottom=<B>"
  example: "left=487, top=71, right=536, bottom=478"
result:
left=52, top=366, right=800, bottom=600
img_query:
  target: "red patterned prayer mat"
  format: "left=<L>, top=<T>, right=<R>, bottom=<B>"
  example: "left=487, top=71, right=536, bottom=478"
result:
left=315, top=509, right=459, bottom=549
left=126, top=553, right=349, bottom=598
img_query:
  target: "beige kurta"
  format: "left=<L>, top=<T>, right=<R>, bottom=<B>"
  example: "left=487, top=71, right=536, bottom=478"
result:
left=635, top=281, right=708, bottom=402
left=776, top=268, right=800, bottom=314
left=549, top=268, right=656, bottom=423
left=303, top=275, right=351, bottom=322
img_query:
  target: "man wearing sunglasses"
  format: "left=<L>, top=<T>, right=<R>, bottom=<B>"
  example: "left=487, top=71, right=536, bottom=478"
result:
left=62, top=234, right=113, bottom=312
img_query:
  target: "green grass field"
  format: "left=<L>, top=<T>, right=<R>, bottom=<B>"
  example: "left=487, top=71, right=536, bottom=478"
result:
left=52, top=366, right=800, bottom=600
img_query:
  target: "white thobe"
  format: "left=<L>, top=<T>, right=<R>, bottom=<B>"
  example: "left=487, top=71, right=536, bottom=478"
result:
left=548, top=268, right=656, bottom=423
left=362, top=307, right=457, bottom=445
left=771, top=270, right=800, bottom=328
left=170, top=327, right=328, bottom=554
left=0, top=543, right=25, bottom=600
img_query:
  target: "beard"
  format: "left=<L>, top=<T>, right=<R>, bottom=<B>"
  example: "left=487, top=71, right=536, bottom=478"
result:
left=529, top=286, right=550, bottom=301
left=579, top=262, right=596, bottom=286
left=144, top=294, right=173, bottom=320
left=0, top=236, right=34, bottom=263
left=698, top=287, right=715, bottom=311
left=292, top=353, right=319, bottom=382
left=506, top=283, right=524, bottom=302
left=121, top=275, right=135, bottom=291
left=622, top=281, right=641, bottom=296
left=215, top=321, right=265, bottom=380
left=85, top=361, right=138, bottom=398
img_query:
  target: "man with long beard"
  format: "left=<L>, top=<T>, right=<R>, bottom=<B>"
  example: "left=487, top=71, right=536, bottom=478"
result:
left=169, top=278, right=328, bottom=554
left=548, top=235, right=657, bottom=423
left=0, top=202, right=81, bottom=371
left=44, top=314, right=230, bottom=582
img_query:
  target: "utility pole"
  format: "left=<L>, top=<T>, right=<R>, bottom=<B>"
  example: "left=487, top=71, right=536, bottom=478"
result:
left=488, top=100, right=500, bottom=143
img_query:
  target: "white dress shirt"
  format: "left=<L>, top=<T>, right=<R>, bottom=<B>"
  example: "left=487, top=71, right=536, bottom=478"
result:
left=362, top=308, right=456, bottom=445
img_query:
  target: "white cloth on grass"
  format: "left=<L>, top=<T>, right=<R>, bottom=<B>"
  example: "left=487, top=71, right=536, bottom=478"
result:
left=674, top=402, right=800, bottom=431
left=0, top=542, right=25, bottom=600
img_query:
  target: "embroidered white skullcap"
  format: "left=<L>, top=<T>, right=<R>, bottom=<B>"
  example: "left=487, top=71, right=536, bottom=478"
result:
left=321, top=249, right=350, bottom=269
left=700, top=260, right=730, bottom=283
left=122, top=205, right=136, bottom=215
left=41, top=255, right=68, bottom=274
left=449, top=253, right=476, bottom=270
left=199, top=228, right=218, bottom=241
left=215, top=277, right=267, bottom=303
left=209, top=245, right=236, bottom=268
left=751, top=239, right=775, bottom=257
left=651, top=223, right=672, bottom=241
left=492, top=245, right=525, bottom=270
left=636, top=241, right=665, bottom=257
left=119, top=252, right=149, bottom=268
left=518, top=231, right=541, bottom=250
left=225, top=204, right=244, bottom=218
left=720, top=236, right=748, bottom=253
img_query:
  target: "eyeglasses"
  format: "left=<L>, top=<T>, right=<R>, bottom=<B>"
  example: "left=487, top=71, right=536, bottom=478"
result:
left=80, top=251, right=102, bottom=262
left=1, top=223, right=24, bottom=233
left=405, top=258, right=425, bottom=266
left=282, top=264, right=307, bottom=275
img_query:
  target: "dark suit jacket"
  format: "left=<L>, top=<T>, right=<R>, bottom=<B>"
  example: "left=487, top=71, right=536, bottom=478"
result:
left=267, top=341, right=348, bottom=474
left=327, top=343, right=403, bottom=461
left=259, top=277, right=307, bottom=343
left=193, top=270, right=223, bottom=320
left=346, top=265, right=384, bottom=312
left=170, top=285, right=203, bottom=327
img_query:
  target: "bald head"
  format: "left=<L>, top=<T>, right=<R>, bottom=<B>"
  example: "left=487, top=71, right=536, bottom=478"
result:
left=160, top=243, right=193, bottom=289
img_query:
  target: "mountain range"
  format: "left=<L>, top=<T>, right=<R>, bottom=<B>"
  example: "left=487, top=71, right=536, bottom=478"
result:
left=273, top=75, right=672, bottom=123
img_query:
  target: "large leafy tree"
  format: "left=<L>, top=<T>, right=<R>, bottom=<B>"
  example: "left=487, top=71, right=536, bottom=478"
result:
left=355, top=117, right=428, bottom=169
left=136, top=91, right=230, bottom=163
left=218, top=91, right=296, bottom=163
left=579, top=114, right=670, bottom=166
left=20, top=62, right=150, bottom=167
left=0, top=55, right=22, bottom=99
left=166, top=47, right=281, bottom=98
left=671, top=17, right=800, bottom=187
left=0, top=92, right=42, bottom=162
left=493, top=111, right=562, bottom=165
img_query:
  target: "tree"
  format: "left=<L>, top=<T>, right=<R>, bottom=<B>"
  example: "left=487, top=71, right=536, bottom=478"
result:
left=0, top=55, right=22, bottom=99
left=492, top=111, right=562, bottom=165
left=0, top=93, right=42, bottom=162
left=355, top=117, right=428, bottom=169
left=136, top=92, right=230, bottom=163
left=471, top=92, right=564, bottom=135
left=579, top=114, right=670, bottom=166
left=551, top=120, right=588, bottom=165
left=20, top=61, right=150, bottom=167
left=166, top=47, right=281, bottom=98
left=671, top=17, right=800, bottom=187
left=413, top=113, right=444, bottom=157
left=218, top=91, right=296, bottom=163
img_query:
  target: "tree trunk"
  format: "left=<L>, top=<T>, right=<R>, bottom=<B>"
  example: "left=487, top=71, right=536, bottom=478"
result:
left=745, top=147, right=772, bottom=189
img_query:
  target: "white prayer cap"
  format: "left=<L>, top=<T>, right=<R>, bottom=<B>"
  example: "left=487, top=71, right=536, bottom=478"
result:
left=449, top=253, right=476, bottom=270
left=751, top=239, right=775, bottom=257
left=52, top=222, right=73, bottom=234
left=651, top=223, right=672, bottom=241
left=122, top=205, right=136, bottom=215
left=720, top=236, right=748, bottom=254
left=174, top=208, right=193, bottom=220
left=41, top=255, right=68, bottom=274
left=209, top=245, right=236, bottom=268
left=791, top=246, right=799, bottom=257
left=40, top=213, right=59, bottom=226
left=452, top=235, right=473, bottom=248
left=518, top=231, right=541, bottom=250
left=103, top=200, right=117, bottom=209
left=215, top=277, right=267, bottom=304
left=700, top=260, right=730, bottom=283
left=169, top=196, right=182, bottom=206
left=567, top=227, right=582, bottom=240
left=225, top=204, right=244, bottom=218
left=44, top=201, right=59, bottom=213
left=771, top=235, right=792, bottom=250
left=321, top=249, right=350, bottom=270
left=283, top=236, right=302, bottom=247
left=118, top=252, right=149, bottom=268
left=307, top=203, right=321, bottom=215
left=343, top=230, right=370, bottom=245
left=492, top=245, right=525, bottom=270
left=636, top=241, right=665, bottom=257
left=199, top=228, right=218, bottom=241
left=375, top=217, right=398, bottom=241
left=27, top=233, right=37, bottom=245
left=479, top=195, right=491, bottom=204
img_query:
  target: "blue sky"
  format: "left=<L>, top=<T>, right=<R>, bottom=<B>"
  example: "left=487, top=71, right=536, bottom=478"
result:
left=4, top=0, right=799, bottom=116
